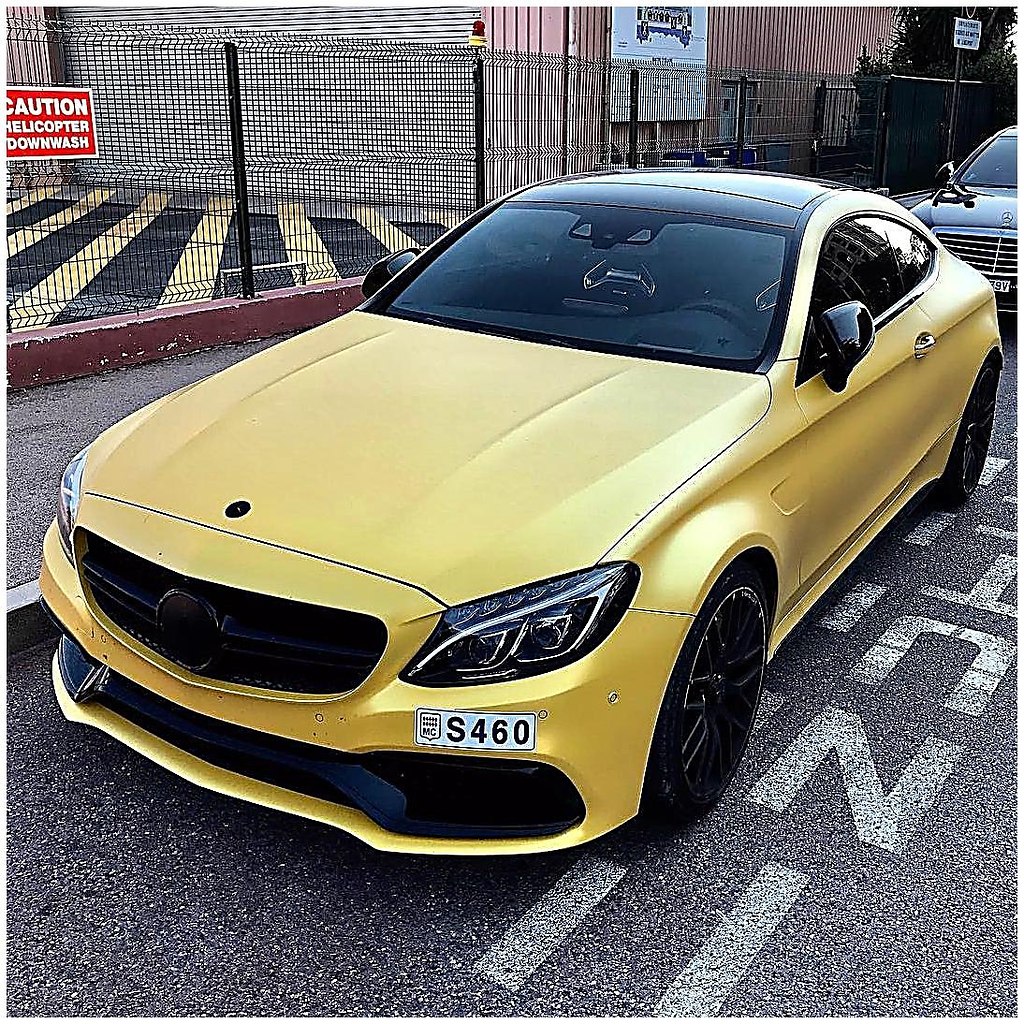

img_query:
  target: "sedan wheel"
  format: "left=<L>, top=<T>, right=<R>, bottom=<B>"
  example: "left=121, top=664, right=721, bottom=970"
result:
left=645, top=564, right=768, bottom=818
left=936, top=358, right=1000, bottom=508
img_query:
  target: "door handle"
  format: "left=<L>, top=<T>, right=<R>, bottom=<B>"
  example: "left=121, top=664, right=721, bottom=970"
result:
left=914, top=333, right=936, bottom=358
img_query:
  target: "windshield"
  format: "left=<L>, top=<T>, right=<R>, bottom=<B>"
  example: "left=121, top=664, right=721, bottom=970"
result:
left=378, top=201, right=790, bottom=370
left=959, top=135, right=1017, bottom=188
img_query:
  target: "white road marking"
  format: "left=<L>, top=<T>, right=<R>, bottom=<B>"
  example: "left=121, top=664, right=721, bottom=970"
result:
left=904, top=511, right=956, bottom=546
left=977, top=525, right=1016, bottom=541
left=851, top=615, right=1015, bottom=717
left=1002, top=494, right=1017, bottom=505
left=818, top=581, right=888, bottom=630
left=746, top=706, right=962, bottom=854
left=752, top=690, right=786, bottom=734
left=979, top=456, right=1009, bottom=486
left=922, top=554, right=1017, bottom=619
left=654, top=862, right=809, bottom=1017
left=475, top=856, right=626, bottom=992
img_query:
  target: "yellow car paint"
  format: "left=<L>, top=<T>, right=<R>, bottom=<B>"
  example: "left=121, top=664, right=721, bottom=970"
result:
left=41, top=186, right=1001, bottom=854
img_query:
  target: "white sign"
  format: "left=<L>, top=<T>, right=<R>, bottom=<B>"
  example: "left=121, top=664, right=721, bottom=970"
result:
left=953, top=17, right=981, bottom=50
left=611, top=6, right=708, bottom=65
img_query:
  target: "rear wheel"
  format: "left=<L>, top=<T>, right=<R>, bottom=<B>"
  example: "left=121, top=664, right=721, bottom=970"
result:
left=644, top=563, right=767, bottom=818
left=934, top=359, right=1000, bottom=509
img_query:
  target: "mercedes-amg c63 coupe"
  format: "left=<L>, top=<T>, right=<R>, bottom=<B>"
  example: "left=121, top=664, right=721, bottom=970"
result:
left=42, top=170, right=1002, bottom=854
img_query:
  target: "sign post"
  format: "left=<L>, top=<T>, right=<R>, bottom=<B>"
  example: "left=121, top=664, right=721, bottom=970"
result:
left=947, top=16, right=981, bottom=161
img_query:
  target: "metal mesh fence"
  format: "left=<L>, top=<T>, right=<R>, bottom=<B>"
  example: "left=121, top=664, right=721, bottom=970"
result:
left=6, top=15, right=888, bottom=333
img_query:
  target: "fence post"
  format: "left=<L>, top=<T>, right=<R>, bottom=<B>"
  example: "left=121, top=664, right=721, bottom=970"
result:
left=225, top=42, right=255, bottom=300
left=627, top=68, right=640, bottom=169
left=473, top=55, right=486, bottom=209
left=812, top=78, right=827, bottom=177
left=735, top=75, right=748, bottom=167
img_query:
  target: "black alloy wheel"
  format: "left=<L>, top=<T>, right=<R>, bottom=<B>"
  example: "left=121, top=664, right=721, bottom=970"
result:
left=936, top=358, right=1000, bottom=508
left=645, top=563, right=768, bottom=818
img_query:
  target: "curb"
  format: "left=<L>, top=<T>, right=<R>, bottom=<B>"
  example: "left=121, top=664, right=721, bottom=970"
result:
left=7, top=276, right=364, bottom=389
left=7, top=580, right=58, bottom=657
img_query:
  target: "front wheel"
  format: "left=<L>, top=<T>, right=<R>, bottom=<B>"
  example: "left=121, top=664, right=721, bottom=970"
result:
left=643, top=563, right=768, bottom=819
left=934, top=359, right=1000, bottom=509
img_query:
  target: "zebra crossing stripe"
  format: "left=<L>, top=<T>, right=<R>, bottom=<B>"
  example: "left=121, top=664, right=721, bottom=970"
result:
left=7, top=188, right=113, bottom=259
left=161, top=196, right=235, bottom=307
left=350, top=204, right=421, bottom=254
left=8, top=193, right=169, bottom=330
left=6, top=185, right=59, bottom=216
left=277, top=201, right=339, bottom=283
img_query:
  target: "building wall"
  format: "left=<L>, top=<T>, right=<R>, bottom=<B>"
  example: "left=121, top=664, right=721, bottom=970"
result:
left=708, top=5, right=896, bottom=74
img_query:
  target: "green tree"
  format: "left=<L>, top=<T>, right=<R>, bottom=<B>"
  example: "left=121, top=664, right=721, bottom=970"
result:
left=858, top=6, right=1017, bottom=125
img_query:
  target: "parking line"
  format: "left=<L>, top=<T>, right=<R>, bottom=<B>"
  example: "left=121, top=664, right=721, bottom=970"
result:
left=7, top=188, right=113, bottom=258
left=349, top=204, right=421, bottom=253
left=475, top=856, right=626, bottom=992
left=8, top=193, right=169, bottom=330
left=654, top=862, right=809, bottom=1017
left=752, top=690, right=786, bottom=733
left=904, top=511, right=956, bottom=546
left=979, top=456, right=1009, bottom=486
left=977, top=525, right=1016, bottom=541
left=161, top=196, right=234, bottom=306
left=6, top=185, right=59, bottom=216
left=922, top=554, right=1017, bottom=619
left=277, top=201, right=339, bottom=283
left=819, top=580, right=888, bottom=630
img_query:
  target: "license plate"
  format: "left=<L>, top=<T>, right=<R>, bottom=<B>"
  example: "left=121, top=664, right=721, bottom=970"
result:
left=991, top=278, right=1014, bottom=293
left=414, top=707, right=536, bottom=752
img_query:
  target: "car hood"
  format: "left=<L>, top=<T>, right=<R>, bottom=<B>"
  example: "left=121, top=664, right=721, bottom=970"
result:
left=86, top=312, right=770, bottom=606
left=913, top=186, right=1017, bottom=231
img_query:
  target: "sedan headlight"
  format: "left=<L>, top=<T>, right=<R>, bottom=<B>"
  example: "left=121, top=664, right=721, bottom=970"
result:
left=56, top=446, right=89, bottom=559
left=402, top=562, right=640, bottom=686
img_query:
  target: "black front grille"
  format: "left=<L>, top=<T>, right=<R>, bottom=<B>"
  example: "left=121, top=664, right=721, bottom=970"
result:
left=80, top=532, right=388, bottom=695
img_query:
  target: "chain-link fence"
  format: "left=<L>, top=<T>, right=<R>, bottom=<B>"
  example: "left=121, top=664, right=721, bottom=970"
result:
left=7, top=15, right=887, bottom=333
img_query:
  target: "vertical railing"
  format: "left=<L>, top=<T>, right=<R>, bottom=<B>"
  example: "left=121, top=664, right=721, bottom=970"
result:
left=735, top=75, right=749, bottom=168
left=627, top=68, right=640, bottom=169
left=225, top=41, right=254, bottom=299
left=473, top=55, right=486, bottom=209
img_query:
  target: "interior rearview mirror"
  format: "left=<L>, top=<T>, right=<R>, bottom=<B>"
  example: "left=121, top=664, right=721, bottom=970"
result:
left=935, top=161, right=954, bottom=187
left=362, top=247, right=421, bottom=299
left=818, top=301, right=875, bottom=393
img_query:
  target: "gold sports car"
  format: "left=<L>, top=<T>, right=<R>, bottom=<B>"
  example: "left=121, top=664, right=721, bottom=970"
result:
left=42, top=170, right=1002, bottom=855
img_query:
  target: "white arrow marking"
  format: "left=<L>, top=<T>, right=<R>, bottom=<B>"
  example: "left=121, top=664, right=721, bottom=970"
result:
left=979, top=456, right=1009, bottom=486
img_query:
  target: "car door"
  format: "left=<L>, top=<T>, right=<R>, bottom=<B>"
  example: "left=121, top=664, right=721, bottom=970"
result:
left=792, top=215, right=938, bottom=590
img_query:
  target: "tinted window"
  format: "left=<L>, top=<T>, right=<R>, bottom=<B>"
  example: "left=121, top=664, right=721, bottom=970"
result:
left=817, top=218, right=903, bottom=319
left=879, top=220, right=934, bottom=294
left=960, top=135, right=1017, bottom=188
left=379, top=201, right=790, bottom=370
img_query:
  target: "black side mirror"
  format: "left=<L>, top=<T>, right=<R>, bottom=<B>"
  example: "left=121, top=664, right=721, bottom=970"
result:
left=818, top=300, right=875, bottom=393
left=935, top=161, right=954, bottom=187
left=361, top=247, right=421, bottom=299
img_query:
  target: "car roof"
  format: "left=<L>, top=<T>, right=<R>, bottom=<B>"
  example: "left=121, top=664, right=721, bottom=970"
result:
left=997, top=125, right=1017, bottom=138
left=511, top=169, right=853, bottom=228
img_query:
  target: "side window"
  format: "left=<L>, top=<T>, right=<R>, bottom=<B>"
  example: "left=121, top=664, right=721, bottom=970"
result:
left=879, top=220, right=935, bottom=295
left=798, top=218, right=908, bottom=386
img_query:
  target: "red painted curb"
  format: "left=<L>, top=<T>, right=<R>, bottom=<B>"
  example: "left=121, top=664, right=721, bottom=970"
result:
left=6, top=277, right=365, bottom=389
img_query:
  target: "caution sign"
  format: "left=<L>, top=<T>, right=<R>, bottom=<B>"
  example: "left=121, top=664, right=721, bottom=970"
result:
left=6, top=86, right=98, bottom=160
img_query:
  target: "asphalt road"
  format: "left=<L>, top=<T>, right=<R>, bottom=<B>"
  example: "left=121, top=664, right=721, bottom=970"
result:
left=6, top=321, right=1017, bottom=1016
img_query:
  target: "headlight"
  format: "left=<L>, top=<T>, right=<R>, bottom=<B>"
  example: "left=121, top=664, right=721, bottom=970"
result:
left=402, top=562, right=640, bottom=686
left=56, top=446, right=89, bottom=559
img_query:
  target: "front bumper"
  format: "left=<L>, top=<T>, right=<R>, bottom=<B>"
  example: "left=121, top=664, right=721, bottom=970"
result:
left=41, top=512, right=690, bottom=855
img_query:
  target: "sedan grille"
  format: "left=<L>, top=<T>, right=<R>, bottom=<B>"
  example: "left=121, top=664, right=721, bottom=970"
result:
left=80, top=532, right=388, bottom=695
left=935, top=231, right=1018, bottom=277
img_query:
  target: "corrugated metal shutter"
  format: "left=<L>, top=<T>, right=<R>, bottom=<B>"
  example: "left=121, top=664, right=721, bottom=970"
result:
left=59, top=6, right=481, bottom=42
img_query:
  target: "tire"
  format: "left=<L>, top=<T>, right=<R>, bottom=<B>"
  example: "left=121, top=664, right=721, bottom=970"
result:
left=934, top=358, right=1000, bottom=509
left=643, top=562, right=768, bottom=820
